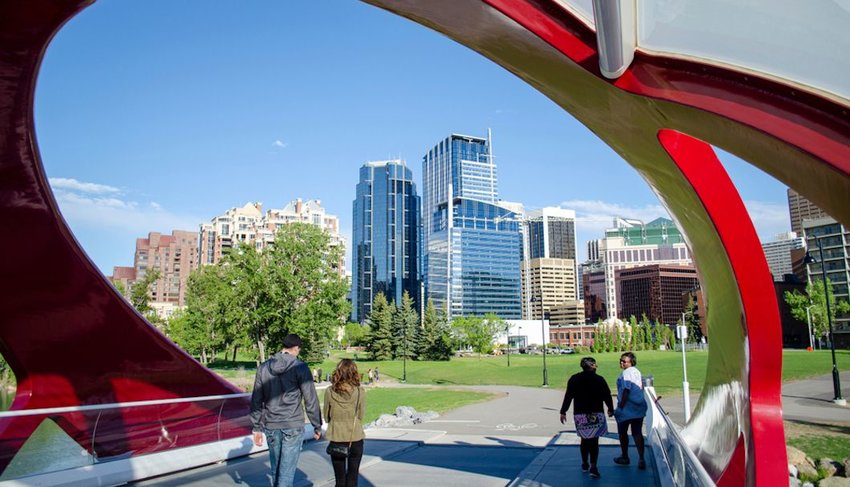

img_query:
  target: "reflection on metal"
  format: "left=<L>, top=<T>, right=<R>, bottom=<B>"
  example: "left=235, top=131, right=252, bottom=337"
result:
left=592, top=0, right=636, bottom=78
left=644, top=386, right=715, bottom=486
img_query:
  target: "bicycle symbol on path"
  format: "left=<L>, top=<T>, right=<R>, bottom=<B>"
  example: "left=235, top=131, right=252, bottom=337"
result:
left=495, top=423, right=538, bottom=431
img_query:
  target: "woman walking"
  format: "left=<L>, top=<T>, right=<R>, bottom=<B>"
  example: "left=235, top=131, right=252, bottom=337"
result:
left=560, top=357, right=614, bottom=479
left=324, top=359, right=366, bottom=487
left=614, top=351, right=648, bottom=469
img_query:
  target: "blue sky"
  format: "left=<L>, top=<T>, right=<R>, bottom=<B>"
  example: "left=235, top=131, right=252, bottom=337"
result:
left=35, top=1, right=791, bottom=274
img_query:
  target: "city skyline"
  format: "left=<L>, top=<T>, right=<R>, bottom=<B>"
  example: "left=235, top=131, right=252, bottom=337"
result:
left=36, top=1, right=792, bottom=275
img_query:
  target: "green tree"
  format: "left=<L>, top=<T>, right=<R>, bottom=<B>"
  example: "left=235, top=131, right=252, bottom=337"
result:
left=342, top=322, right=369, bottom=348
left=629, top=315, right=643, bottom=351
left=785, top=279, right=850, bottom=342
left=129, top=268, right=162, bottom=326
left=174, top=264, right=230, bottom=364
left=366, top=293, right=395, bottom=360
left=393, top=291, right=419, bottom=360
left=641, top=314, right=654, bottom=350
left=452, top=314, right=502, bottom=358
left=419, top=300, right=453, bottom=361
left=684, top=294, right=704, bottom=344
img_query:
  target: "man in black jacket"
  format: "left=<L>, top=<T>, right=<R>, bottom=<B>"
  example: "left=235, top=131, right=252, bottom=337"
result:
left=251, top=334, right=322, bottom=487
left=560, top=357, right=614, bottom=479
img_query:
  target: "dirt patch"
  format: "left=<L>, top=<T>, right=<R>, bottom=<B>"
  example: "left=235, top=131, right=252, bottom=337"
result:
left=785, top=420, right=850, bottom=439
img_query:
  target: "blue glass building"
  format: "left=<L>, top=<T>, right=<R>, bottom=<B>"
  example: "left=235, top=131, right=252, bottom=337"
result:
left=351, top=161, right=421, bottom=323
left=422, top=133, right=522, bottom=319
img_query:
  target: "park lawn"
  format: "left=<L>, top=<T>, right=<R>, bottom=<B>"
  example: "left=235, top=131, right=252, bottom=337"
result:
left=788, top=435, right=850, bottom=465
left=330, top=387, right=498, bottom=424
left=210, top=349, right=850, bottom=395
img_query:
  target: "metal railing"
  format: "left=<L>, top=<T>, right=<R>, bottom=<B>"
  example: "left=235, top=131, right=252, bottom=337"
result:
left=0, top=393, right=252, bottom=481
left=643, top=381, right=715, bottom=487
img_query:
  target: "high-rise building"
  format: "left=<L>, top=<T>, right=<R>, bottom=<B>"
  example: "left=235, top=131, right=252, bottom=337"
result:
left=761, top=232, right=805, bottom=281
left=584, top=217, right=692, bottom=320
left=351, top=160, right=421, bottom=323
left=788, top=188, right=830, bottom=236
left=525, top=207, right=578, bottom=301
left=521, top=258, right=577, bottom=320
left=199, top=199, right=345, bottom=274
left=422, top=132, right=521, bottom=319
left=802, top=216, right=850, bottom=345
left=582, top=267, right=607, bottom=323
left=616, top=264, right=699, bottom=325
left=109, top=230, right=200, bottom=317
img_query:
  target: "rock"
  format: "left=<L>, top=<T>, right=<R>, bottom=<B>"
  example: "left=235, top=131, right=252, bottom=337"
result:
left=818, top=477, right=850, bottom=487
left=364, top=406, right=439, bottom=429
left=790, top=464, right=799, bottom=478
left=798, top=462, right=819, bottom=481
left=788, top=446, right=815, bottom=468
left=844, top=458, right=850, bottom=478
left=789, top=476, right=801, bottom=487
left=820, top=458, right=842, bottom=478
left=804, top=483, right=815, bottom=487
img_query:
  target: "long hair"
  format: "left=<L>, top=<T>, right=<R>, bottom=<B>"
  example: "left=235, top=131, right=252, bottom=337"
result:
left=331, top=358, right=360, bottom=393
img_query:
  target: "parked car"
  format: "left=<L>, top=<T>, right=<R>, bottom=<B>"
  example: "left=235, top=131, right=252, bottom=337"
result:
left=559, top=347, right=575, bottom=354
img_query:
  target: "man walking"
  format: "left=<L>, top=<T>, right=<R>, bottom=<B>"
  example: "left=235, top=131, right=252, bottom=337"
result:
left=251, top=334, right=322, bottom=487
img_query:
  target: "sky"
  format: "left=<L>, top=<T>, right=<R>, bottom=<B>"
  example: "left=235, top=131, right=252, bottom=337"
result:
left=35, top=1, right=792, bottom=275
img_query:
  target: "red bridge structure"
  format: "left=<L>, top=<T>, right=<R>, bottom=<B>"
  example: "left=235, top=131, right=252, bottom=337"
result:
left=1, top=1, right=848, bottom=486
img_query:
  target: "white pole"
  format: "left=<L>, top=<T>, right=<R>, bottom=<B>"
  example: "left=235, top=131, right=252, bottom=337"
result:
left=806, top=306, right=814, bottom=351
left=680, top=314, right=691, bottom=423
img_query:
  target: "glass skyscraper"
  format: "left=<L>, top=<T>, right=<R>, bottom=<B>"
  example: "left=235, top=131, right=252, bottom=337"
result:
left=351, top=160, right=421, bottom=323
left=422, top=133, right=522, bottom=319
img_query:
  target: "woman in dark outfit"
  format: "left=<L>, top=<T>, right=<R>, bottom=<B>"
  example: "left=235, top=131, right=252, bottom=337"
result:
left=560, top=357, right=614, bottom=479
left=324, top=359, right=366, bottom=487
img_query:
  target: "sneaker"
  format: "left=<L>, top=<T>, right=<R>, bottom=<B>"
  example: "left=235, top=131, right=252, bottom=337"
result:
left=581, top=462, right=590, bottom=472
left=638, top=459, right=646, bottom=470
left=589, top=466, right=601, bottom=479
left=613, top=456, right=630, bottom=465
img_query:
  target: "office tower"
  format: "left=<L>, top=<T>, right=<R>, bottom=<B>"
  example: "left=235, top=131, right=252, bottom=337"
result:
left=351, top=160, right=421, bottom=323
left=802, top=217, right=850, bottom=345
left=761, top=232, right=805, bottom=281
left=422, top=132, right=521, bottom=319
left=616, top=264, right=699, bottom=326
left=522, top=207, right=579, bottom=314
left=521, top=258, right=578, bottom=320
left=788, top=188, right=830, bottom=236
left=109, top=230, right=200, bottom=318
left=585, top=217, right=692, bottom=320
left=199, top=199, right=345, bottom=274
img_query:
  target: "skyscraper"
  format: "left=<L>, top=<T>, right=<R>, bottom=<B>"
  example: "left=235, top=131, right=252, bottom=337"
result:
left=788, top=188, right=830, bottom=236
left=522, top=207, right=579, bottom=316
left=422, top=132, right=522, bottom=319
left=351, top=160, right=421, bottom=322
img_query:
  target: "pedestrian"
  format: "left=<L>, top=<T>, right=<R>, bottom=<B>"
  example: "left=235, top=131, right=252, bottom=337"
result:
left=317, top=367, right=324, bottom=384
left=613, top=351, right=648, bottom=469
left=560, top=357, right=614, bottom=479
left=313, top=368, right=319, bottom=383
left=366, top=368, right=373, bottom=384
left=324, top=359, right=367, bottom=487
left=374, top=367, right=379, bottom=383
left=250, top=334, right=323, bottom=487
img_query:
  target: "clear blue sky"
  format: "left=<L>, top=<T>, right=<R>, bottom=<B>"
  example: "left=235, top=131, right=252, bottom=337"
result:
left=35, top=1, right=791, bottom=274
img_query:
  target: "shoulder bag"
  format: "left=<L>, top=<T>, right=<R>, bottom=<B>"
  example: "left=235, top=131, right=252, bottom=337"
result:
left=326, top=387, right=360, bottom=459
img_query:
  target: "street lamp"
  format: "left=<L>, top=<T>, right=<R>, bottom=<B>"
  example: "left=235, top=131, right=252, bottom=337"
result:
left=804, top=237, right=845, bottom=405
left=506, top=322, right=511, bottom=367
left=532, top=295, right=549, bottom=387
left=402, top=318, right=407, bottom=383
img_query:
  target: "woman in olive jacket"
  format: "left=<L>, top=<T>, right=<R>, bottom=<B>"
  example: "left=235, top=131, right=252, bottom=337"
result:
left=324, top=359, right=367, bottom=487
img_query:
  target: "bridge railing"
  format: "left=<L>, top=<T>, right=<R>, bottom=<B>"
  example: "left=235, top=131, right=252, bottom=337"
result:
left=0, top=393, right=253, bottom=482
left=644, top=379, right=715, bottom=487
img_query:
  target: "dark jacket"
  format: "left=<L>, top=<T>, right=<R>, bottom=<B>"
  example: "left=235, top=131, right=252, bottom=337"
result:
left=250, top=352, right=322, bottom=432
left=560, top=370, right=614, bottom=415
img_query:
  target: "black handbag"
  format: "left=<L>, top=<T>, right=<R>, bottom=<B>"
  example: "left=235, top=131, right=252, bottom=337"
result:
left=326, top=387, right=360, bottom=459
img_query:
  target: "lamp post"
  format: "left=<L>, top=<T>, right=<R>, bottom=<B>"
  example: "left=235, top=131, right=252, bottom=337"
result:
left=506, top=322, right=511, bottom=367
left=805, top=237, right=845, bottom=405
left=402, top=318, right=407, bottom=383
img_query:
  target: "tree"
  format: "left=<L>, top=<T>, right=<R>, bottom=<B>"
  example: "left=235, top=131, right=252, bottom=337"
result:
left=342, top=322, right=369, bottom=348
left=174, top=264, right=230, bottom=365
left=129, top=268, right=162, bottom=326
left=452, top=314, right=502, bottom=358
left=684, top=294, right=704, bottom=344
left=366, top=293, right=395, bottom=360
left=393, top=291, right=419, bottom=361
left=785, top=279, right=850, bottom=342
left=419, top=300, right=453, bottom=361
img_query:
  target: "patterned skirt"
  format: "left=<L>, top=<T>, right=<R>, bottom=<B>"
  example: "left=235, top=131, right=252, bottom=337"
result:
left=574, top=412, right=608, bottom=439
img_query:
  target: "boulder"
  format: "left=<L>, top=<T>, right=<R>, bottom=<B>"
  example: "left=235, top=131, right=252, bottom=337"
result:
left=818, top=477, right=850, bottom=487
left=798, top=462, right=819, bottom=481
left=790, top=465, right=798, bottom=478
left=789, top=476, right=801, bottom=487
left=844, top=458, right=850, bottom=478
left=788, top=446, right=815, bottom=468
left=819, top=458, right=843, bottom=478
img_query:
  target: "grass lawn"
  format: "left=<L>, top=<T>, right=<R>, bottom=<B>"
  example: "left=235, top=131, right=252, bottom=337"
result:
left=788, top=435, right=850, bottom=462
left=340, top=387, right=497, bottom=424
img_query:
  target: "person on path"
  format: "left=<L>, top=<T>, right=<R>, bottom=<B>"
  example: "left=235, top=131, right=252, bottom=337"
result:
left=560, top=357, right=614, bottom=479
left=324, top=359, right=367, bottom=487
left=250, top=334, right=322, bottom=487
left=614, top=351, right=648, bottom=469
left=374, top=367, right=379, bottom=383
left=367, top=368, right=374, bottom=385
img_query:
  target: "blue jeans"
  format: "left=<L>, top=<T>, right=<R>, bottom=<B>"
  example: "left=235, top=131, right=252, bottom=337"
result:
left=265, top=428, right=303, bottom=487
